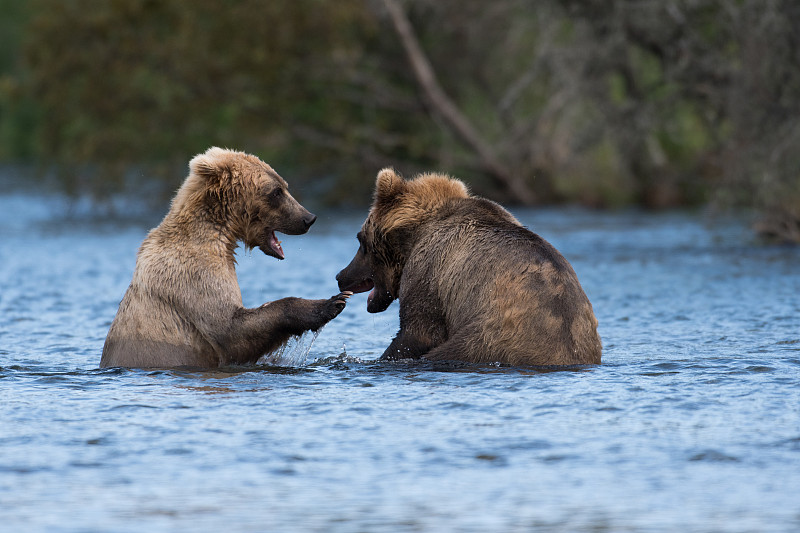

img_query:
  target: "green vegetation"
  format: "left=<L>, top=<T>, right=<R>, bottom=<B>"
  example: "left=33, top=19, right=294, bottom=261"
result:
left=1, top=0, right=798, bottom=240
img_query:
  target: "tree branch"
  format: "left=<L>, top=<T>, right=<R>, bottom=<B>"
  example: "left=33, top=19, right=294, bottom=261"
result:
left=382, top=0, right=536, bottom=204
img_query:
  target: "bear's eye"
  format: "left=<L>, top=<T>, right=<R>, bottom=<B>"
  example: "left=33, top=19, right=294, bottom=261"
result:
left=265, top=187, right=284, bottom=205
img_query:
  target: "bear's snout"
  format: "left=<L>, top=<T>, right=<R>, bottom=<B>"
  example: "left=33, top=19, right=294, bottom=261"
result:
left=303, top=213, right=317, bottom=230
left=277, top=208, right=316, bottom=235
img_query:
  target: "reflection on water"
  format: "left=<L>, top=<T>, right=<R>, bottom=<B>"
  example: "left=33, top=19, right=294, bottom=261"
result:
left=0, top=190, right=799, bottom=532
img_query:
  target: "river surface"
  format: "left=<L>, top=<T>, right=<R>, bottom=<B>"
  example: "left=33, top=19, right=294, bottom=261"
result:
left=1, top=188, right=799, bottom=532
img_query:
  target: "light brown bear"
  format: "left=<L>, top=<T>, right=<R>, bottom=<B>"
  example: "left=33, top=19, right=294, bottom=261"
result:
left=101, top=147, right=351, bottom=368
left=336, top=169, right=601, bottom=366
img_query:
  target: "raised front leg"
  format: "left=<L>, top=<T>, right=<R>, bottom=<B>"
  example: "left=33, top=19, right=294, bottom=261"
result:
left=259, top=292, right=352, bottom=335
left=221, top=292, right=352, bottom=365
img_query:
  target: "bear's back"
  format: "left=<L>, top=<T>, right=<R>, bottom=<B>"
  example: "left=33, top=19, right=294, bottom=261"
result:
left=413, top=198, right=601, bottom=366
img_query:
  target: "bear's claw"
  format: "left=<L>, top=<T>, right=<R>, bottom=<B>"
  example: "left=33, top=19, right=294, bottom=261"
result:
left=330, top=292, right=353, bottom=312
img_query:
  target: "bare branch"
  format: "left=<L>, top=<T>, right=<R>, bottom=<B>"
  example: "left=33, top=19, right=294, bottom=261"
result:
left=382, top=0, right=536, bottom=204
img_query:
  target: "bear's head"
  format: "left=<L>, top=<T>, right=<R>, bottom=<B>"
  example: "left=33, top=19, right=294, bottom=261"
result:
left=336, top=168, right=469, bottom=313
left=187, top=147, right=316, bottom=259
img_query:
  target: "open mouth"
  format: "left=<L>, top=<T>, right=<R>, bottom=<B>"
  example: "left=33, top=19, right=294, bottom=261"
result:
left=342, top=278, right=374, bottom=294
left=345, top=279, right=381, bottom=311
left=367, top=285, right=377, bottom=308
left=338, top=277, right=389, bottom=313
left=260, top=230, right=284, bottom=260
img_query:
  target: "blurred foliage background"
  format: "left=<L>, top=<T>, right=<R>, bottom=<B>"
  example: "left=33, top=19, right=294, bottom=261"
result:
left=0, top=0, right=798, bottom=240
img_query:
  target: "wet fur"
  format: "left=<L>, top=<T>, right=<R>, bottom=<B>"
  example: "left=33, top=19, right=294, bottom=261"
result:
left=101, top=147, right=349, bottom=368
left=337, top=169, right=601, bottom=366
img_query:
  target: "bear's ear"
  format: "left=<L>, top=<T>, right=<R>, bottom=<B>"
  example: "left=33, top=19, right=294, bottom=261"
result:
left=189, top=147, right=230, bottom=181
left=374, top=168, right=407, bottom=207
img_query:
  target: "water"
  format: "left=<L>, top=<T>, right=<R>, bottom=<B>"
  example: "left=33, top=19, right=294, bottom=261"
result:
left=1, top=189, right=799, bottom=532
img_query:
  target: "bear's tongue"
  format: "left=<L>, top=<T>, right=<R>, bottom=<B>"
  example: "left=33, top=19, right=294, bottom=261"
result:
left=268, top=231, right=284, bottom=259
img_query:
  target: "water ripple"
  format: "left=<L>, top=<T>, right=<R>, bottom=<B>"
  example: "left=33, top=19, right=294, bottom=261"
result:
left=2, top=204, right=799, bottom=531
left=688, top=450, right=740, bottom=462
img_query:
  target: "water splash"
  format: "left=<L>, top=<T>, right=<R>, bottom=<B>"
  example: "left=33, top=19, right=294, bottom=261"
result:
left=259, top=329, right=322, bottom=367
left=312, top=349, right=367, bottom=367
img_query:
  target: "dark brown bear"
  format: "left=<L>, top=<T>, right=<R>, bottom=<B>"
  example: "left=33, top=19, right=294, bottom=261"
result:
left=101, top=147, right=350, bottom=368
left=336, top=168, right=601, bottom=366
